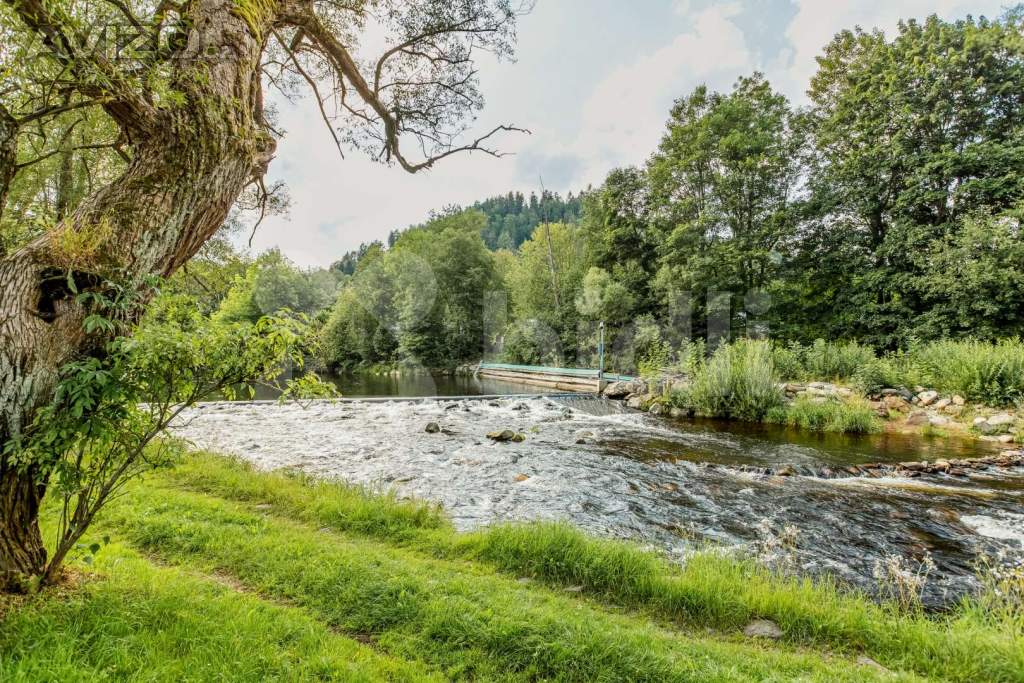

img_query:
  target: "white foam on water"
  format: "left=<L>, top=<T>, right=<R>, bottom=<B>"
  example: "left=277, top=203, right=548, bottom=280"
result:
left=961, top=513, right=1024, bottom=541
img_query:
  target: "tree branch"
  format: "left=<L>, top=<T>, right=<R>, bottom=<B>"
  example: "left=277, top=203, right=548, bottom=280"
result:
left=3, top=0, right=156, bottom=134
left=0, top=103, right=17, bottom=225
left=295, top=10, right=527, bottom=173
left=271, top=28, right=345, bottom=159
left=15, top=143, right=123, bottom=171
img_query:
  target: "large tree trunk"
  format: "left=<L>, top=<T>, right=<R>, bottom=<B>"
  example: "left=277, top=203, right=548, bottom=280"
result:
left=0, top=0, right=275, bottom=590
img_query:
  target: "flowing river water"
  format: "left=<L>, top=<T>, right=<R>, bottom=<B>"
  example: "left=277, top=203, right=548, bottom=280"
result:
left=173, top=378, right=1024, bottom=607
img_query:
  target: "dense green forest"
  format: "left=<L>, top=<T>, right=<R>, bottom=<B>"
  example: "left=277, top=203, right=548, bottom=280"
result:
left=474, top=191, right=584, bottom=250
left=189, top=11, right=1024, bottom=374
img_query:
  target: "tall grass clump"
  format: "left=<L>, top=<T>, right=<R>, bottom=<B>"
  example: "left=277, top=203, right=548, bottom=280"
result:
left=678, top=339, right=783, bottom=420
left=766, top=397, right=882, bottom=433
left=908, top=339, right=1024, bottom=406
left=767, top=340, right=877, bottom=382
left=801, top=339, right=876, bottom=381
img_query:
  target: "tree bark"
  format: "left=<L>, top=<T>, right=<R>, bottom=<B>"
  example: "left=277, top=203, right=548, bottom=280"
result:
left=0, top=103, right=16, bottom=225
left=0, top=0, right=276, bottom=590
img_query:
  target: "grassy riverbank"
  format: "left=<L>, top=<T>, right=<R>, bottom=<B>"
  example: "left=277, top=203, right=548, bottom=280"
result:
left=3, top=452, right=1022, bottom=681
left=653, top=339, right=1024, bottom=438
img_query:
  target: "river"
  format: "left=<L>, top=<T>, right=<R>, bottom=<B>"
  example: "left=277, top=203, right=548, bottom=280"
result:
left=174, top=378, right=1024, bottom=607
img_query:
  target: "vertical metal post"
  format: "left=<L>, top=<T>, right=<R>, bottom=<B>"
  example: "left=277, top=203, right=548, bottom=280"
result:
left=597, top=321, right=605, bottom=391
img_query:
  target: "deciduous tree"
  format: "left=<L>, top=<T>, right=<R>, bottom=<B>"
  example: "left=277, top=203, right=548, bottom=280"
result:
left=0, top=0, right=524, bottom=590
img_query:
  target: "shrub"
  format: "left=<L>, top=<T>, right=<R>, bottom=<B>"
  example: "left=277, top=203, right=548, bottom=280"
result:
left=801, top=339, right=876, bottom=381
left=853, top=356, right=912, bottom=395
left=767, top=397, right=882, bottom=433
left=683, top=340, right=783, bottom=420
left=908, top=339, right=1024, bottom=406
left=769, top=342, right=805, bottom=381
left=634, top=315, right=672, bottom=377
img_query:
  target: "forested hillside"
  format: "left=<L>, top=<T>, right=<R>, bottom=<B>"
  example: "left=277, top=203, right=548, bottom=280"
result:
left=474, top=191, right=584, bottom=250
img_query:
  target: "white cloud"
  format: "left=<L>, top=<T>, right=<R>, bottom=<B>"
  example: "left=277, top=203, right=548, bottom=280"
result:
left=557, top=3, right=755, bottom=186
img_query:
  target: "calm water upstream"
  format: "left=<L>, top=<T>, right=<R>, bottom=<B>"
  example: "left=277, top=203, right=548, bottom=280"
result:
left=174, top=382, right=1024, bottom=606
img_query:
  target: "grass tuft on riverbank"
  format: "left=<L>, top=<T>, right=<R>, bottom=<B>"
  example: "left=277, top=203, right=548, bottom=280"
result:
left=4, top=451, right=1022, bottom=682
left=765, top=396, right=883, bottom=433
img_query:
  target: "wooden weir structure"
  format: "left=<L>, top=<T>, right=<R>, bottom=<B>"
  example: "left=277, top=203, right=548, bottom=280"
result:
left=475, top=362, right=635, bottom=393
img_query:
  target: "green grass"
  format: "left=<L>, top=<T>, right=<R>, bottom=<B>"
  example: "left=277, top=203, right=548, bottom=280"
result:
left=0, top=543, right=436, bottom=682
left=768, top=340, right=879, bottom=382
left=765, top=397, right=883, bottom=433
left=163, top=453, right=1021, bottom=682
left=689, top=338, right=1024, bottom=408
left=909, top=339, right=1024, bottom=406
left=4, top=451, right=1021, bottom=681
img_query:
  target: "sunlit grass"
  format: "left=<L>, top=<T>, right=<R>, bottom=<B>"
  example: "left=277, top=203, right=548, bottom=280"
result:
left=156, top=452, right=1023, bottom=682
left=96, top=482, right=893, bottom=682
left=0, top=542, right=436, bottom=682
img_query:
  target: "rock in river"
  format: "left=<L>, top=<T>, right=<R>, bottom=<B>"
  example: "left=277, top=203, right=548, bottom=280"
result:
left=425, top=422, right=440, bottom=433
left=487, top=429, right=525, bottom=443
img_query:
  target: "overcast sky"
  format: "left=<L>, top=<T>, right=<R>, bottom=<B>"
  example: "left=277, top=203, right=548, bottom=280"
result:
left=249, top=0, right=1008, bottom=267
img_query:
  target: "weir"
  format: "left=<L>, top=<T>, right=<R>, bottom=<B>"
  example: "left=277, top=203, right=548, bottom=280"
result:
left=475, top=362, right=635, bottom=393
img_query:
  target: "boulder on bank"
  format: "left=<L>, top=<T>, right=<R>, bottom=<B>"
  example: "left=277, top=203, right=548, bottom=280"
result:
left=602, top=381, right=631, bottom=399
left=603, top=378, right=647, bottom=399
left=625, top=394, right=647, bottom=410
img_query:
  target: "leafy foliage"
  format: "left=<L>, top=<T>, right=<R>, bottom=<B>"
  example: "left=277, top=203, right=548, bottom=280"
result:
left=319, top=211, right=501, bottom=370
left=8, top=294, right=332, bottom=585
left=674, top=340, right=783, bottom=420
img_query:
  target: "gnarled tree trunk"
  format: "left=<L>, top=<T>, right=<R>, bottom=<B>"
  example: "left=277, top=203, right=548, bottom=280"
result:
left=0, top=0, right=275, bottom=590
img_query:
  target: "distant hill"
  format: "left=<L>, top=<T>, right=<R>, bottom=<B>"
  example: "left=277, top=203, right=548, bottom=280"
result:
left=330, top=190, right=586, bottom=275
left=473, top=190, right=584, bottom=250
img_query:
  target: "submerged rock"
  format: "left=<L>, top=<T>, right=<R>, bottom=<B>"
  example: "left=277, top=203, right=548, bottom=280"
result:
left=487, top=429, right=516, bottom=442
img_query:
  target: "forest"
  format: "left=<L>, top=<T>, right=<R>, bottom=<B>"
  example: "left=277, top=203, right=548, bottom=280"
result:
left=193, top=10, right=1024, bottom=375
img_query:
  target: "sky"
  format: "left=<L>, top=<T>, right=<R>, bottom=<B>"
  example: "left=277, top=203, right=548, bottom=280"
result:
left=250, top=0, right=1010, bottom=267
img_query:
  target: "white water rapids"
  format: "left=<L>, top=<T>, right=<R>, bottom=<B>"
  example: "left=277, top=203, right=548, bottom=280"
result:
left=171, top=396, right=1024, bottom=605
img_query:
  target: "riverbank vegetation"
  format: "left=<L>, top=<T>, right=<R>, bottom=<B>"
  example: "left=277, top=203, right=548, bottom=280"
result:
left=2, top=3, right=1023, bottom=679
left=3, top=451, right=1022, bottom=682
left=655, top=337, right=1024, bottom=434
left=766, top=397, right=882, bottom=434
